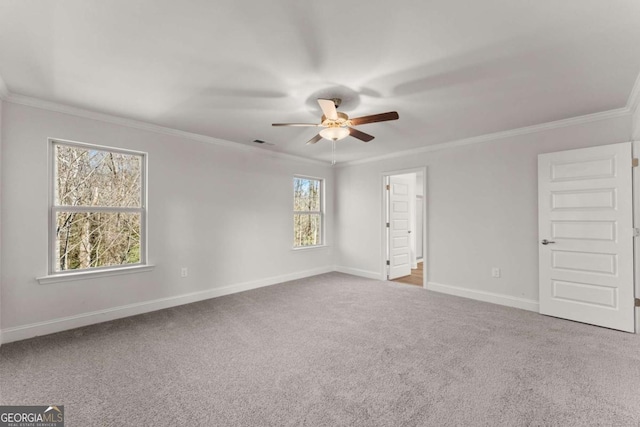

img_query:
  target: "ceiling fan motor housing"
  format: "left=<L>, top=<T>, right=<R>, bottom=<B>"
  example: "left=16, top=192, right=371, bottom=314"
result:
left=321, top=112, right=350, bottom=128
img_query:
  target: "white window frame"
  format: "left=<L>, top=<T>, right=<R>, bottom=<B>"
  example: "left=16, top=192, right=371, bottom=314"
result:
left=293, top=175, right=324, bottom=249
left=46, top=138, right=149, bottom=277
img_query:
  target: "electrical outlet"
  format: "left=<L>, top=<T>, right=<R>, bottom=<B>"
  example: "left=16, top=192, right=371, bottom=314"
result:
left=491, top=267, right=501, bottom=278
left=181, top=267, right=188, bottom=278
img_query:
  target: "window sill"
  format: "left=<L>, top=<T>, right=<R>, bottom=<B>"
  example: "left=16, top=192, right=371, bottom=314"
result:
left=37, top=264, right=155, bottom=285
left=291, top=245, right=329, bottom=251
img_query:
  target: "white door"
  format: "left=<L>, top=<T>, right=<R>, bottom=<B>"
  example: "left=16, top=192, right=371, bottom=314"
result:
left=538, top=142, right=635, bottom=332
left=388, top=175, right=412, bottom=279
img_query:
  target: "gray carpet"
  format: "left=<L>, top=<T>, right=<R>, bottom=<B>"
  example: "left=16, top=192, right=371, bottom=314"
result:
left=1, top=272, right=640, bottom=426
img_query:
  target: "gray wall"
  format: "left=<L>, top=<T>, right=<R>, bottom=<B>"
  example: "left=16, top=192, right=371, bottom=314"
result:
left=0, top=102, right=334, bottom=339
left=1, top=96, right=637, bottom=343
left=335, top=115, right=632, bottom=306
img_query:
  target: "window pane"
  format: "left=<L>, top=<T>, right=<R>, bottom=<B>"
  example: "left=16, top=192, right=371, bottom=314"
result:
left=294, top=177, right=320, bottom=212
left=55, top=144, right=142, bottom=207
left=55, top=212, right=141, bottom=272
left=294, top=213, right=321, bottom=247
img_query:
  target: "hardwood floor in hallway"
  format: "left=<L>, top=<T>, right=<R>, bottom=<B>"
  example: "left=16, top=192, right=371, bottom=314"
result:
left=392, top=262, right=423, bottom=287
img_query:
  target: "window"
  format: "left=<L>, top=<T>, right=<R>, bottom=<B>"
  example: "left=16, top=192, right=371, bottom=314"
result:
left=50, top=139, right=146, bottom=273
left=293, top=176, right=323, bottom=248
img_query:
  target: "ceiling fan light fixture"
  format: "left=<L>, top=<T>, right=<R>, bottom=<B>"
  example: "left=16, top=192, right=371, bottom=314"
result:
left=320, top=127, right=350, bottom=141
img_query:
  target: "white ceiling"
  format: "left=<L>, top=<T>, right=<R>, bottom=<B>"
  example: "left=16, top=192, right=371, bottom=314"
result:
left=1, top=0, right=639, bottom=163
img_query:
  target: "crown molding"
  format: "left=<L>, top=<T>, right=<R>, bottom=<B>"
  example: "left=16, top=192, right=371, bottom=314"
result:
left=341, top=107, right=632, bottom=167
left=4, top=93, right=330, bottom=166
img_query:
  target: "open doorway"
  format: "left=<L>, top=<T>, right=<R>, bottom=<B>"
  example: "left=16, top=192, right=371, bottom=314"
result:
left=382, top=168, right=427, bottom=287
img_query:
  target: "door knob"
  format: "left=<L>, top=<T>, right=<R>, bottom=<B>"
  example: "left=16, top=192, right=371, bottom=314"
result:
left=541, top=239, right=556, bottom=245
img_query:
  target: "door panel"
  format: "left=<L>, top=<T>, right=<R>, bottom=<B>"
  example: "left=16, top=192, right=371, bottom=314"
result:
left=550, top=220, right=616, bottom=241
left=552, top=280, right=617, bottom=307
left=388, top=176, right=412, bottom=279
left=538, top=142, right=635, bottom=332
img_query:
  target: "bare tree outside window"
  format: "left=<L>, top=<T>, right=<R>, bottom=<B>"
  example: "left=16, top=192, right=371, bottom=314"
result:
left=293, top=177, right=322, bottom=247
left=52, top=141, right=146, bottom=272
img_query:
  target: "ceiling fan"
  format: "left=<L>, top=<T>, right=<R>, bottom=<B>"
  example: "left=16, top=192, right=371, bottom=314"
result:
left=272, top=98, right=399, bottom=145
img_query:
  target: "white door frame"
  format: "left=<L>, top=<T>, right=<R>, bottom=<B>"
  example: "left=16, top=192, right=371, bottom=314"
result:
left=381, top=166, right=428, bottom=287
left=633, top=141, right=640, bottom=334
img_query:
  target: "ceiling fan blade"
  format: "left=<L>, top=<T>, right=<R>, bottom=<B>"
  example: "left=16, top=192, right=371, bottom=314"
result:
left=272, top=123, right=321, bottom=127
left=318, top=99, right=338, bottom=120
left=348, top=127, right=375, bottom=142
left=306, top=134, right=323, bottom=145
left=349, top=111, right=399, bottom=126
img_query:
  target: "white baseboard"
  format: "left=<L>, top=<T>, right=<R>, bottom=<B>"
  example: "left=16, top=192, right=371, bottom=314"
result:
left=0, top=269, right=544, bottom=344
left=426, top=281, right=539, bottom=312
left=0, top=266, right=334, bottom=344
left=334, top=265, right=383, bottom=280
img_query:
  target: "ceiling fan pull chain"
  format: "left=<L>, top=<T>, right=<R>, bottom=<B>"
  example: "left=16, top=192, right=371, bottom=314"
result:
left=332, top=140, right=336, bottom=166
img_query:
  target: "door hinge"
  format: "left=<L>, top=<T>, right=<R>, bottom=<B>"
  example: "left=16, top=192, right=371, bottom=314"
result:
left=386, top=222, right=390, bottom=228
left=635, top=298, right=640, bottom=307
left=633, top=158, right=639, bottom=167
left=386, top=184, right=390, bottom=190
left=386, top=260, right=390, bottom=266
left=634, top=228, right=640, bottom=237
